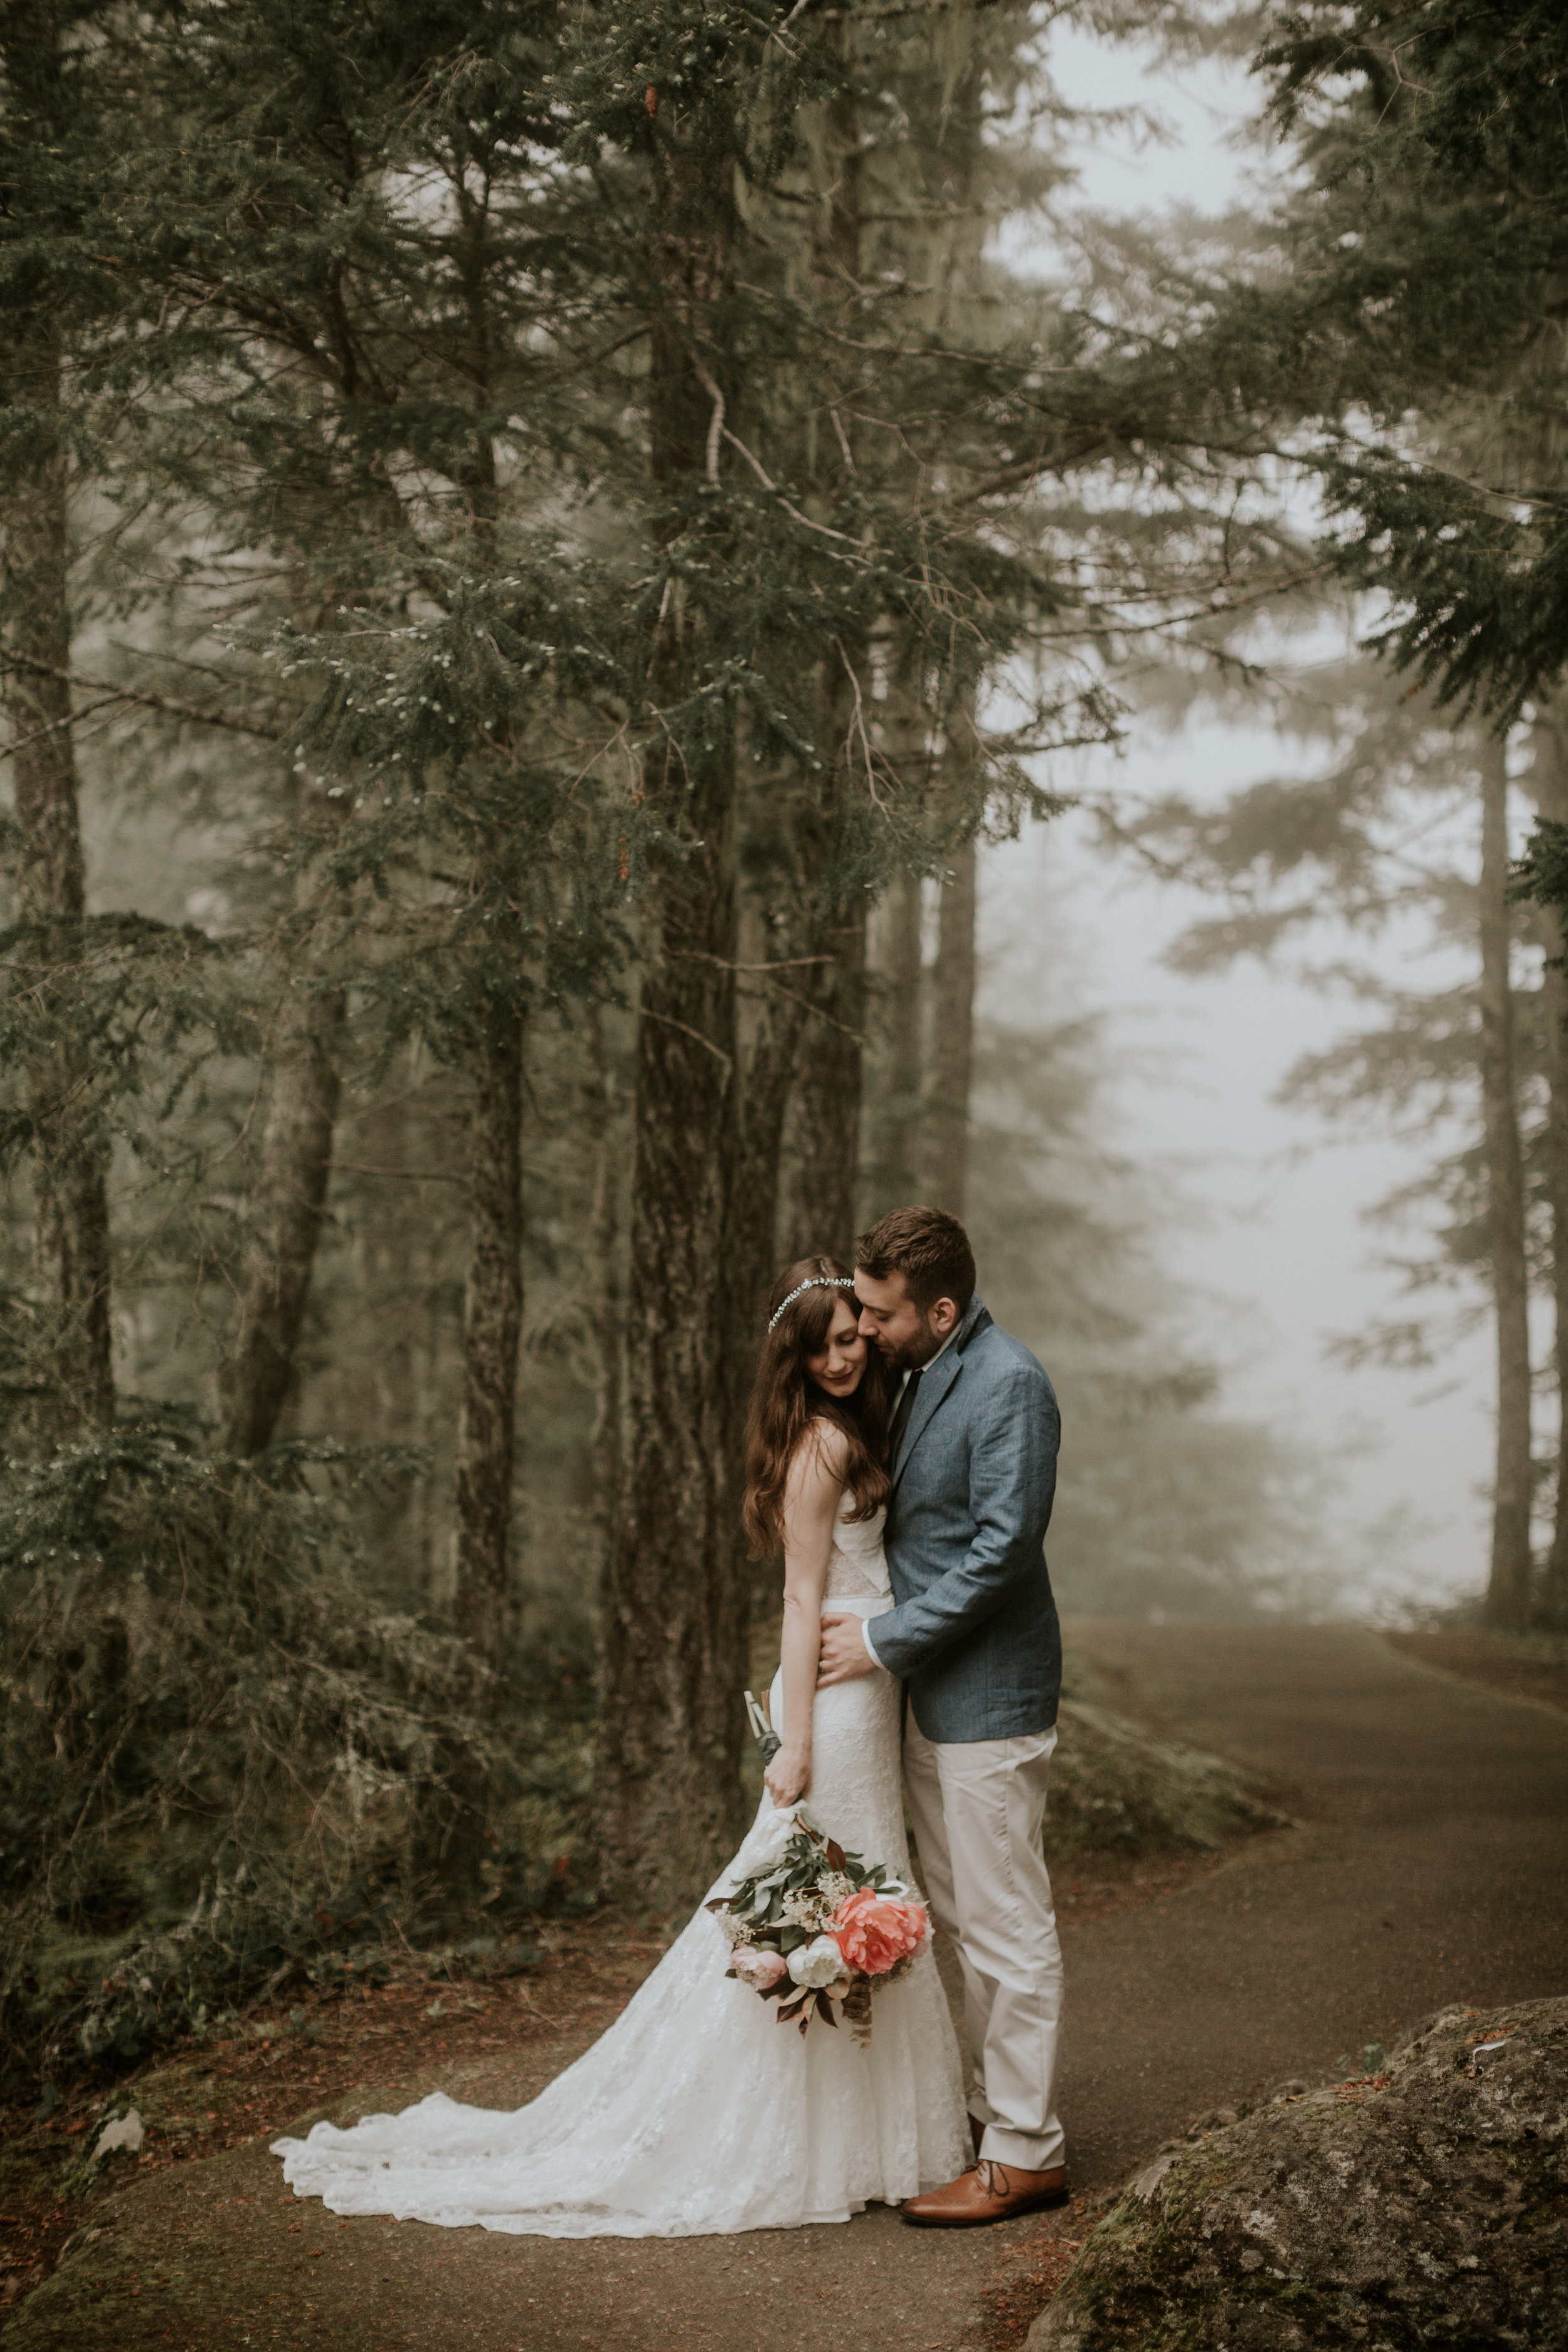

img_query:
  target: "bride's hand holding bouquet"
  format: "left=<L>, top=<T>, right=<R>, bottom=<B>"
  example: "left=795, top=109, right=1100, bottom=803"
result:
left=764, top=1744, right=810, bottom=1807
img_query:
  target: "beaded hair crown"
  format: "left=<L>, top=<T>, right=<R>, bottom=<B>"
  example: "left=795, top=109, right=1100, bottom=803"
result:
left=766, top=1275, right=856, bottom=1333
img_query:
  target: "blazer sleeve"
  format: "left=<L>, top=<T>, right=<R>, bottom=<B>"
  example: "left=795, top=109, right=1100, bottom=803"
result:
left=864, top=1362, right=1058, bottom=1680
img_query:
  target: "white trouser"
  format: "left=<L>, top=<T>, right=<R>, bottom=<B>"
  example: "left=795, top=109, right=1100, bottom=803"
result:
left=903, top=1711, right=1064, bottom=2173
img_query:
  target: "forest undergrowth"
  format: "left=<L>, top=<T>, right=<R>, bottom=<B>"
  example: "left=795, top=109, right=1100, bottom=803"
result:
left=0, top=1692, right=1282, bottom=2327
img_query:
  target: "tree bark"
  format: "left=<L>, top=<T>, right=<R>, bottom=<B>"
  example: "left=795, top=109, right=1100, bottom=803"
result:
left=450, top=1002, right=526, bottom=1685
left=1530, top=707, right=1568, bottom=1630
left=347, top=1081, right=431, bottom=1600
left=778, top=904, right=867, bottom=1264
left=415, top=1000, right=525, bottom=1907
left=583, top=1007, right=625, bottom=1576
left=924, top=835, right=977, bottom=1217
left=593, top=120, right=750, bottom=1905
left=869, top=871, right=926, bottom=1212
left=218, top=967, right=346, bottom=1453
left=733, top=973, right=813, bottom=1349
left=775, top=65, right=867, bottom=1266
left=594, top=770, right=745, bottom=1907
left=1478, top=731, right=1534, bottom=1630
left=1, top=302, right=114, bottom=1438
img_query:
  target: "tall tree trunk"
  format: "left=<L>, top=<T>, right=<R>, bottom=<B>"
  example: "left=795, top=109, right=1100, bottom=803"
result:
left=593, top=122, right=749, bottom=1905
left=728, top=958, right=816, bottom=1651
left=451, top=1003, right=526, bottom=1681
left=778, top=904, right=866, bottom=1263
left=1, top=304, right=114, bottom=1438
left=924, top=835, right=977, bottom=1217
left=421, top=999, right=525, bottom=1906
left=869, top=871, right=926, bottom=1212
left=1478, top=731, right=1534, bottom=1629
left=776, top=61, right=867, bottom=1264
left=437, top=208, right=529, bottom=1898
left=918, top=61, right=986, bottom=1226
left=733, top=976, right=813, bottom=1342
left=1530, top=706, right=1568, bottom=1630
left=218, top=963, right=346, bottom=1453
left=351, top=1083, right=428, bottom=1599
left=583, top=1007, right=625, bottom=1575
left=594, top=770, right=744, bottom=1907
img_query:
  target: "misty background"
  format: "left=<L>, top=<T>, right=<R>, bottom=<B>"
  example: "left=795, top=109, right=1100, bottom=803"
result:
left=985, top=30, right=1490, bottom=1615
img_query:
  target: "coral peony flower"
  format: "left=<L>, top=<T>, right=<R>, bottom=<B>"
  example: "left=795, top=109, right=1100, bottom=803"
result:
left=731, top=1946, right=788, bottom=1989
left=829, top=1887, right=930, bottom=1976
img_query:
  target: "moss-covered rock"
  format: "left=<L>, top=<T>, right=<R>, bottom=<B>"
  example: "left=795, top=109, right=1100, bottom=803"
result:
left=1029, top=1997, right=1568, bottom=2352
left=1045, top=1699, right=1286, bottom=1858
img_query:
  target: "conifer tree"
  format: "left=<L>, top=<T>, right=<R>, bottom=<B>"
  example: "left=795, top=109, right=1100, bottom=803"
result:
left=1, top=0, right=116, bottom=1437
left=0, top=0, right=620, bottom=1896
left=127, top=3, right=605, bottom=1777
left=1248, top=0, right=1568, bottom=722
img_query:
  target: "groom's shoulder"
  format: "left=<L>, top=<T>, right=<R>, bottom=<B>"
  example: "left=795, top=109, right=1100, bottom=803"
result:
left=961, top=1305, right=1055, bottom=1396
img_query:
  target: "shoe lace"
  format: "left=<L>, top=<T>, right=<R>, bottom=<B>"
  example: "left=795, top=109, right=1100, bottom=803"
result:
left=974, top=2159, right=1012, bottom=2198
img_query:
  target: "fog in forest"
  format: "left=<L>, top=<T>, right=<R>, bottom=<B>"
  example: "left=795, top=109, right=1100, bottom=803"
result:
left=977, top=34, right=1493, bottom=1614
left=6, top=0, right=1565, bottom=2111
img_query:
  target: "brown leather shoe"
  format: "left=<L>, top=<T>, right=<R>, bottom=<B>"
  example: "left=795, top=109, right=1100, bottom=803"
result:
left=902, top=2159, right=1069, bottom=2228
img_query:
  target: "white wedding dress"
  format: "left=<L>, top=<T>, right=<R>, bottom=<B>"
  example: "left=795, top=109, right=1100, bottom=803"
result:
left=272, top=1498, right=970, bottom=2235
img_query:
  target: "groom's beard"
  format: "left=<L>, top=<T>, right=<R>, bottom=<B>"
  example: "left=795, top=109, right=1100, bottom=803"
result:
left=877, top=1316, right=941, bottom=1372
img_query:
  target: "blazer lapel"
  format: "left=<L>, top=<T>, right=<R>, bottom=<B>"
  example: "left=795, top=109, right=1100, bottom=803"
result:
left=892, top=1349, right=962, bottom=1486
left=891, top=1295, right=992, bottom=1488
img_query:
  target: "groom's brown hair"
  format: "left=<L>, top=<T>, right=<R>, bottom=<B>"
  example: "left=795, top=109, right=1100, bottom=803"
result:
left=856, top=1205, right=977, bottom=1315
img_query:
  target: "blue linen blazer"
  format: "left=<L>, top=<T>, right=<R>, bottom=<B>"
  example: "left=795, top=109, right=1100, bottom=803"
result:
left=866, top=1295, right=1062, bottom=1744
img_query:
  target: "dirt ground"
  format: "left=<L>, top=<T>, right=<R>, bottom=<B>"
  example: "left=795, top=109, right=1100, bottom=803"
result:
left=4, top=1619, right=1565, bottom=2351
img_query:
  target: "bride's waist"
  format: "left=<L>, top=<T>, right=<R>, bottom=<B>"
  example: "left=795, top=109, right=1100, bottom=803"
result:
left=818, top=1593, right=891, bottom=1618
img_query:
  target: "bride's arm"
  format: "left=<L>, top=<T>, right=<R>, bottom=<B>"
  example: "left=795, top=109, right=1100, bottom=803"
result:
left=765, top=1426, right=847, bottom=1808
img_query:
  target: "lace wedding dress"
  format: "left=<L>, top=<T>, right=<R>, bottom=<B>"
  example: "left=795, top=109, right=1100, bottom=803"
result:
left=272, top=1498, right=970, bottom=2236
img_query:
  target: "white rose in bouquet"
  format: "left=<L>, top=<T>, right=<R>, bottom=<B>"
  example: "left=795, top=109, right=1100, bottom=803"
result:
left=787, top=1934, right=848, bottom=1990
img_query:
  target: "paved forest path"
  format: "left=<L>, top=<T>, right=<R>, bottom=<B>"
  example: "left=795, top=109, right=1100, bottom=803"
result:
left=8, top=1623, right=1566, bottom=2352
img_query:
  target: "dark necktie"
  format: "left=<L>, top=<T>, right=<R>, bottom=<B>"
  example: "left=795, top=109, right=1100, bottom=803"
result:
left=888, top=1366, right=923, bottom=1464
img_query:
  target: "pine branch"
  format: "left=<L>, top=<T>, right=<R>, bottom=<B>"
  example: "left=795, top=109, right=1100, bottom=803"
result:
left=0, top=652, right=289, bottom=744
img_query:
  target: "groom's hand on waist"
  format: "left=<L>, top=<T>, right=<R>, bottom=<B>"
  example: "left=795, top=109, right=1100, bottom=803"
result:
left=817, top=1615, right=880, bottom=1687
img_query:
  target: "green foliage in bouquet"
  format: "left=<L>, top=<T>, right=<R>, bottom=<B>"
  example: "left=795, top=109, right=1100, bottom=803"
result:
left=708, top=1815, right=898, bottom=1962
left=0, top=1426, right=501, bottom=2085
left=707, top=1811, right=927, bottom=2040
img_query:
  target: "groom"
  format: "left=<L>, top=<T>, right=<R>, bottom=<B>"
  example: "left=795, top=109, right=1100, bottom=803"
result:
left=817, top=1204, right=1066, bottom=2225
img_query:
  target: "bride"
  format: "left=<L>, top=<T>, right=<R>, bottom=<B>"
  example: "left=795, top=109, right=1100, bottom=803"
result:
left=272, top=1254, right=970, bottom=2236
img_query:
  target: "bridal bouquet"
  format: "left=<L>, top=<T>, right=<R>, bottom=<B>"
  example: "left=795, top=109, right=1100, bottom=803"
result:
left=707, top=1805, right=930, bottom=2042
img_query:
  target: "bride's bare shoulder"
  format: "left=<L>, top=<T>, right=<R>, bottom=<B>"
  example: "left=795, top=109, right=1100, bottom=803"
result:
left=787, top=1416, right=850, bottom=1488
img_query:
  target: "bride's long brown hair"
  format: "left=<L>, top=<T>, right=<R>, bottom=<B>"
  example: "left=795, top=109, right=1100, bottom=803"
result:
left=741, top=1255, right=893, bottom=1557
